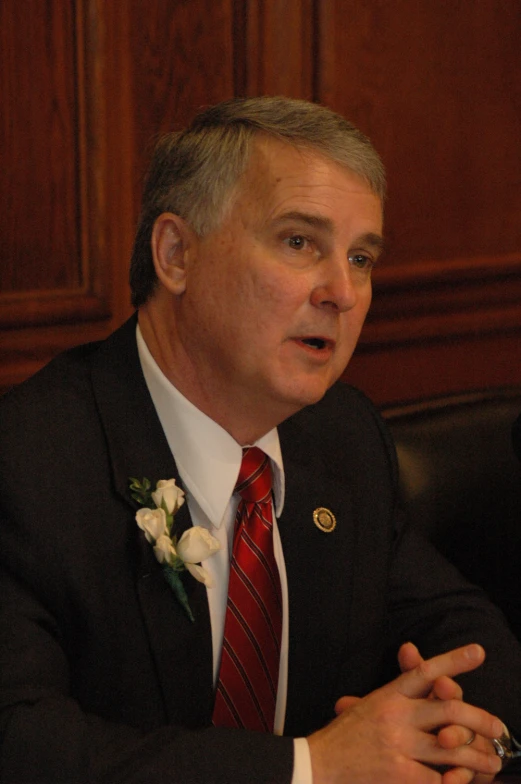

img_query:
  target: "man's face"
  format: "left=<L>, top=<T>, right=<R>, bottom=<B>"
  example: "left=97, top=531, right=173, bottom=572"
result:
left=174, top=138, right=383, bottom=438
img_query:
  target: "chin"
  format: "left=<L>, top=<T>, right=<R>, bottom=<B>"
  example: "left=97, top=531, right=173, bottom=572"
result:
left=280, top=383, right=331, bottom=414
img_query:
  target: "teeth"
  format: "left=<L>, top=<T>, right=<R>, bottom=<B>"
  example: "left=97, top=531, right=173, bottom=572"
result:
left=303, top=338, right=325, bottom=349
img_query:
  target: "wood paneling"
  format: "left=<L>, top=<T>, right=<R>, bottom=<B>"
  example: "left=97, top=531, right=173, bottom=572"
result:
left=127, top=0, right=235, bottom=148
left=315, top=0, right=521, bottom=400
left=318, top=0, right=521, bottom=260
left=0, top=1, right=80, bottom=296
left=235, top=0, right=315, bottom=98
left=0, top=0, right=111, bottom=332
left=1, top=0, right=520, bottom=404
left=346, top=330, right=521, bottom=407
left=122, top=0, right=236, bottom=217
left=0, top=0, right=240, bottom=390
left=0, top=0, right=114, bottom=391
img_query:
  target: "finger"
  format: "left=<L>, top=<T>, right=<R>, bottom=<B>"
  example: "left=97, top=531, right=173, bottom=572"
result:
left=396, top=644, right=487, bottom=699
left=418, top=729, right=501, bottom=777
left=437, top=725, right=475, bottom=749
left=431, top=675, right=463, bottom=702
left=442, top=767, right=478, bottom=784
left=398, top=641, right=423, bottom=673
left=415, top=698, right=503, bottom=741
left=441, top=757, right=498, bottom=784
left=397, top=644, right=465, bottom=704
left=334, top=695, right=360, bottom=714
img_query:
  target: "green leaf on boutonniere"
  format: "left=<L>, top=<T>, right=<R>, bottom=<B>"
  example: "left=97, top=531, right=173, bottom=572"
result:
left=129, top=477, right=153, bottom=507
left=162, top=565, right=195, bottom=623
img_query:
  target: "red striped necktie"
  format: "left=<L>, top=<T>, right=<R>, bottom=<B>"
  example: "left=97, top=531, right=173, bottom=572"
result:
left=212, top=447, right=282, bottom=732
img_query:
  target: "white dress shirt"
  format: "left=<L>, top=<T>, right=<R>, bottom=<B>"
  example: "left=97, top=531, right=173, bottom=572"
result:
left=136, top=325, right=312, bottom=784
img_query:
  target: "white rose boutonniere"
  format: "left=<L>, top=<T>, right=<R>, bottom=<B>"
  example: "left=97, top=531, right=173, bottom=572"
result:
left=130, top=477, right=220, bottom=622
left=151, top=478, right=185, bottom=516
left=176, top=527, right=221, bottom=587
left=136, top=507, right=168, bottom=542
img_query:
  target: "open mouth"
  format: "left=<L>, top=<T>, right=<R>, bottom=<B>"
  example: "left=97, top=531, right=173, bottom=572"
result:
left=300, top=337, right=328, bottom=350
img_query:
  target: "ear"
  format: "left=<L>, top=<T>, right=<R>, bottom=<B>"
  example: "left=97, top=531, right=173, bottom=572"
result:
left=151, top=213, right=193, bottom=295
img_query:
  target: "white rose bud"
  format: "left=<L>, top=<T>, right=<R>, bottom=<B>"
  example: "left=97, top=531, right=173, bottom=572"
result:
left=136, top=507, right=168, bottom=543
left=177, top=526, right=221, bottom=565
left=185, top=562, right=214, bottom=587
left=152, top=479, right=185, bottom=515
left=153, top=534, right=177, bottom=565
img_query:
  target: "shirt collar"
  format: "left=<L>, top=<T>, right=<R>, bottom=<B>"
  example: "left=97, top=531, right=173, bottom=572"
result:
left=136, top=325, right=285, bottom=527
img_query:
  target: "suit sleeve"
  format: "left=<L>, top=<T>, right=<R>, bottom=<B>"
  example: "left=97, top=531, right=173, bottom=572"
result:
left=387, top=503, right=521, bottom=740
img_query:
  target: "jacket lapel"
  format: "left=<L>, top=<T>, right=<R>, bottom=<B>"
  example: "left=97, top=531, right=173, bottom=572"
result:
left=278, top=407, right=356, bottom=736
left=88, top=316, right=214, bottom=726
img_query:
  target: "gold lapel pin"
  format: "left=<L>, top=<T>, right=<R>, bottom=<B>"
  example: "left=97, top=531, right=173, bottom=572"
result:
left=313, top=507, right=337, bottom=533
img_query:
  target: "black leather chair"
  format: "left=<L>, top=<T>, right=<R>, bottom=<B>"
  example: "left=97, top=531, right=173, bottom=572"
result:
left=382, top=388, right=521, bottom=641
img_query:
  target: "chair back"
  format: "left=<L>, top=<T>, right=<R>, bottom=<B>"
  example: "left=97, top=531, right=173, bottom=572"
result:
left=383, top=388, right=521, bottom=639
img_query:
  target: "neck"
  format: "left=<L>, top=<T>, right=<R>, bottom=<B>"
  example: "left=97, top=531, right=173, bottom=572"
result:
left=138, top=303, right=289, bottom=446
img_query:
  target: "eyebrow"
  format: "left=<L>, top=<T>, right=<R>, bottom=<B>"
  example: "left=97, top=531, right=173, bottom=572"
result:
left=271, top=210, right=385, bottom=253
left=357, top=232, right=386, bottom=254
left=272, top=210, right=335, bottom=233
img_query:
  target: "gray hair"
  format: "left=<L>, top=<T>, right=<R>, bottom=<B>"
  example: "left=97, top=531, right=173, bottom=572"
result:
left=130, top=96, right=386, bottom=307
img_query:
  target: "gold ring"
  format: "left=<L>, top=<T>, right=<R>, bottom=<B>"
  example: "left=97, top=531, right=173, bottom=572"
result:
left=465, top=730, right=476, bottom=746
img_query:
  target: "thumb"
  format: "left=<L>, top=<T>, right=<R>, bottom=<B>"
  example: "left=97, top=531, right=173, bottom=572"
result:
left=334, top=695, right=361, bottom=715
left=398, top=641, right=423, bottom=673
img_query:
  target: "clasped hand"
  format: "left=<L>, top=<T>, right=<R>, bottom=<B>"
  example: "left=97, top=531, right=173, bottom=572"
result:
left=308, top=643, right=503, bottom=784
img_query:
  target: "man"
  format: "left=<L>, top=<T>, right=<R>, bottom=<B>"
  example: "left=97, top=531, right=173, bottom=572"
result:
left=1, top=96, right=520, bottom=784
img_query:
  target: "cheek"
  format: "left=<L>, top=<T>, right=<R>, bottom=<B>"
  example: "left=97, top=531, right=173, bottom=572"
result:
left=237, top=269, right=299, bottom=330
left=253, top=267, right=305, bottom=310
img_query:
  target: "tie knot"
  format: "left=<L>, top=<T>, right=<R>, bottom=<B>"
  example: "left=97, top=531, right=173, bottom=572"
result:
left=235, top=447, right=272, bottom=505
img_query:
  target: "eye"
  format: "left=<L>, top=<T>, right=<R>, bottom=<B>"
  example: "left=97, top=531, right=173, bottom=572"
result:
left=348, top=253, right=374, bottom=271
left=286, top=235, right=310, bottom=251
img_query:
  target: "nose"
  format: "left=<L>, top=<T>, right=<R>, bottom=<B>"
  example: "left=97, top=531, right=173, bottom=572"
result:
left=310, top=259, right=365, bottom=313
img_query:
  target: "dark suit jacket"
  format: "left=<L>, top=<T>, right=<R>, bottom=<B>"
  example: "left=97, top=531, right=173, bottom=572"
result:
left=1, top=315, right=521, bottom=783
left=513, top=413, right=521, bottom=464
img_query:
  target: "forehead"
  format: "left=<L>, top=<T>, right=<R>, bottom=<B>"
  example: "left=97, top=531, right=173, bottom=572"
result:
left=229, top=137, right=382, bottom=228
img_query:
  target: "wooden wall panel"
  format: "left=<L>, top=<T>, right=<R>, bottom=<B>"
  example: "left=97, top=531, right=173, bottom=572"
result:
left=318, top=0, right=521, bottom=262
left=0, top=2, right=80, bottom=294
left=0, top=0, right=240, bottom=391
left=0, top=0, right=110, bottom=331
left=124, top=0, right=236, bottom=213
left=235, top=0, right=315, bottom=98
left=1, top=0, right=520, bottom=405
left=315, top=0, right=521, bottom=402
left=346, top=329, right=521, bottom=407
left=0, top=0, right=113, bottom=391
